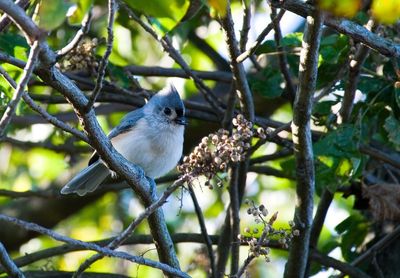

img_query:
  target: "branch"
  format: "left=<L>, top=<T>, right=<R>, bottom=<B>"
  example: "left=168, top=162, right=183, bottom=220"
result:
left=221, top=0, right=255, bottom=122
left=270, top=6, right=296, bottom=102
left=310, top=250, right=371, bottom=278
left=188, top=185, right=216, bottom=278
left=339, top=19, right=374, bottom=122
left=236, top=9, right=285, bottom=63
left=0, top=214, right=189, bottom=278
left=0, top=242, right=24, bottom=278
left=284, top=8, right=324, bottom=278
left=0, top=40, right=40, bottom=138
left=0, top=0, right=29, bottom=32
left=118, top=0, right=225, bottom=115
left=0, top=66, right=89, bottom=142
left=359, top=144, right=400, bottom=170
left=74, top=178, right=185, bottom=276
left=270, top=0, right=400, bottom=57
left=239, top=0, right=251, bottom=52
left=0, top=0, right=181, bottom=270
left=86, top=0, right=116, bottom=109
left=305, top=189, right=334, bottom=277
left=56, top=9, right=93, bottom=58
left=0, top=0, right=43, bottom=43
left=1, top=136, right=91, bottom=154
left=124, top=65, right=232, bottom=83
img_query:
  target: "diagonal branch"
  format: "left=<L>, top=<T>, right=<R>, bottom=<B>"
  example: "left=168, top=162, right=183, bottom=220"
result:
left=284, top=8, right=324, bottom=278
left=0, top=66, right=89, bottom=142
left=0, top=214, right=189, bottom=278
left=86, top=0, right=116, bottom=110
left=0, top=242, right=24, bottom=278
left=74, top=178, right=185, bottom=276
left=0, top=40, right=40, bottom=138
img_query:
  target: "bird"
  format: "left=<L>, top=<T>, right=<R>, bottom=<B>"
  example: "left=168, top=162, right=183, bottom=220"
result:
left=61, top=85, right=186, bottom=196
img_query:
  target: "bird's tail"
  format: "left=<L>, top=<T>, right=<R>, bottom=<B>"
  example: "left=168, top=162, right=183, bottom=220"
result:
left=61, top=161, right=110, bottom=196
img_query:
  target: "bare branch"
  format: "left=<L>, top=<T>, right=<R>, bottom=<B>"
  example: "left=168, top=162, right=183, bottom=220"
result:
left=0, top=66, right=89, bottom=142
left=0, top=242, right=24, bottom=278
left=270, top=0, right=400, bottom=57
left=74, top=178, right=185, bottom=276
left=0, top=40, right=40, bottom=138
left=340, top=19, right=374, bottom=123
left=236, top=9, right=285, bottom=63
left=0, top=0, right=43, bottom=43
left=86, top=0, right=116, bottom=110
left=188, top=184, right=216, bottom=278
left=284, top=8, right=324, bottom=278
left=0, top=214, right=189, bottom=278
left=221, top=0, right=255, bottom=122
left=270, top=6, right=296, bottom=102
left=0, top=0, right=29, bottom=32
left=56, top=9, right=93, bottom=58
left=125, top=65, right=232, bottom=83
left=117, top=0, right=225, bottom=115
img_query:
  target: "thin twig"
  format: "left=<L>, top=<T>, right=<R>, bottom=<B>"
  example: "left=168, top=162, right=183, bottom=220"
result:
left=236, top=9, right=285, bottom=63
left=239, top=0, right=252, bottom=53
left=188, top=185, right=216, bottom=278
left=74, top=178, right=185, bottom=276
left=340, top=19, right=374, bottom=123
left=221, top=0, right=255, bottom=122
left=0, top=242, right=25, bottom=278
left=0, top=214, right=190, bottom=278
left=86, top=0, right=116, bottom=110
left=0, top=40, right=40, bottom=138
left=270, top=6, right=296, bottom=102
left=125, top=65, right=232, bottom=82
left=0, top=66, right=89, bottom=142
left=117, top=0, right=225, bottom=115
left=56, top=9, right=93, bottom=58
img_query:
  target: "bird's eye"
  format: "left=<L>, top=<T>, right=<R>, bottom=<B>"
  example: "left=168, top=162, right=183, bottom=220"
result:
left=164, top=107, right=172, bottom=115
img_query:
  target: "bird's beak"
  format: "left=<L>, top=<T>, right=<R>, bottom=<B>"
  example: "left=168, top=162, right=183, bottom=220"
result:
left=175, top=117, right=188, bottom=126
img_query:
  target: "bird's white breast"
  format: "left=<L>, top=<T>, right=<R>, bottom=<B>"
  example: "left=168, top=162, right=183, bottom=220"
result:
left=111, top=118, right=184, bottom=178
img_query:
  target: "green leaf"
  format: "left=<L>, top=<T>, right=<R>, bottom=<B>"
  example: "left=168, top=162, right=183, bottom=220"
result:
left=314, top=125, right=359, bottom=157
left=248, top=67, right=283, bottom=99
left=0, top=33, right=29, bottom=57
left=68, top=0, right=93, bottom=25
left=255, top=40, right=276, bottom=55
left=37, top=0, right=72, bottom=31
left=384, top=113, right=400, bottom=150
left=335, top=213, right=369, bottom=261
left=126, top=0, right=190, bottom=33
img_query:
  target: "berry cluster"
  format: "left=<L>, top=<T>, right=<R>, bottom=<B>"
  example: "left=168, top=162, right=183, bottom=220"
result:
left=178, top=114, right=265, bottom=188
left=58, top=38, right=99, bottom=73
left=237, top=200, right=299, bottom=260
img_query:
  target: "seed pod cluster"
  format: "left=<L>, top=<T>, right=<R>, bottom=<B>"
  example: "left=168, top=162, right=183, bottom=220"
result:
left=237, top=200, right=300, bottom=260
left=178, top=114, right=255, bottom=189
left=59, top=38, right=99, bottom=73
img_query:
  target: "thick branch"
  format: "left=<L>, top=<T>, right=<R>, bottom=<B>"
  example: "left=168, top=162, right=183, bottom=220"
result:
left=270, top=0, right=400, bottom=57
left=285, top=9, right=324, bottom=278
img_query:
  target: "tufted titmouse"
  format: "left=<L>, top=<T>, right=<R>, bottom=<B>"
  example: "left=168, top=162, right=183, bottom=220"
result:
left=61, top=85, right=186, bottom=196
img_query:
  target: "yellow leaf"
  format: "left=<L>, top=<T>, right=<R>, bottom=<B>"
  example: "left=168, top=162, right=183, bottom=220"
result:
left=372, top=0, right=400, bottom=24
left=208, top=0, right=227, bottom=17
left=319, top=0, right=361, bottom=18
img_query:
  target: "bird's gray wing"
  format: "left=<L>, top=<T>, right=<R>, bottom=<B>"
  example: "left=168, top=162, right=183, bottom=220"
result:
left=88, top=107, right=145, bottom=166
left=108, top=107, right=145, bottom=139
